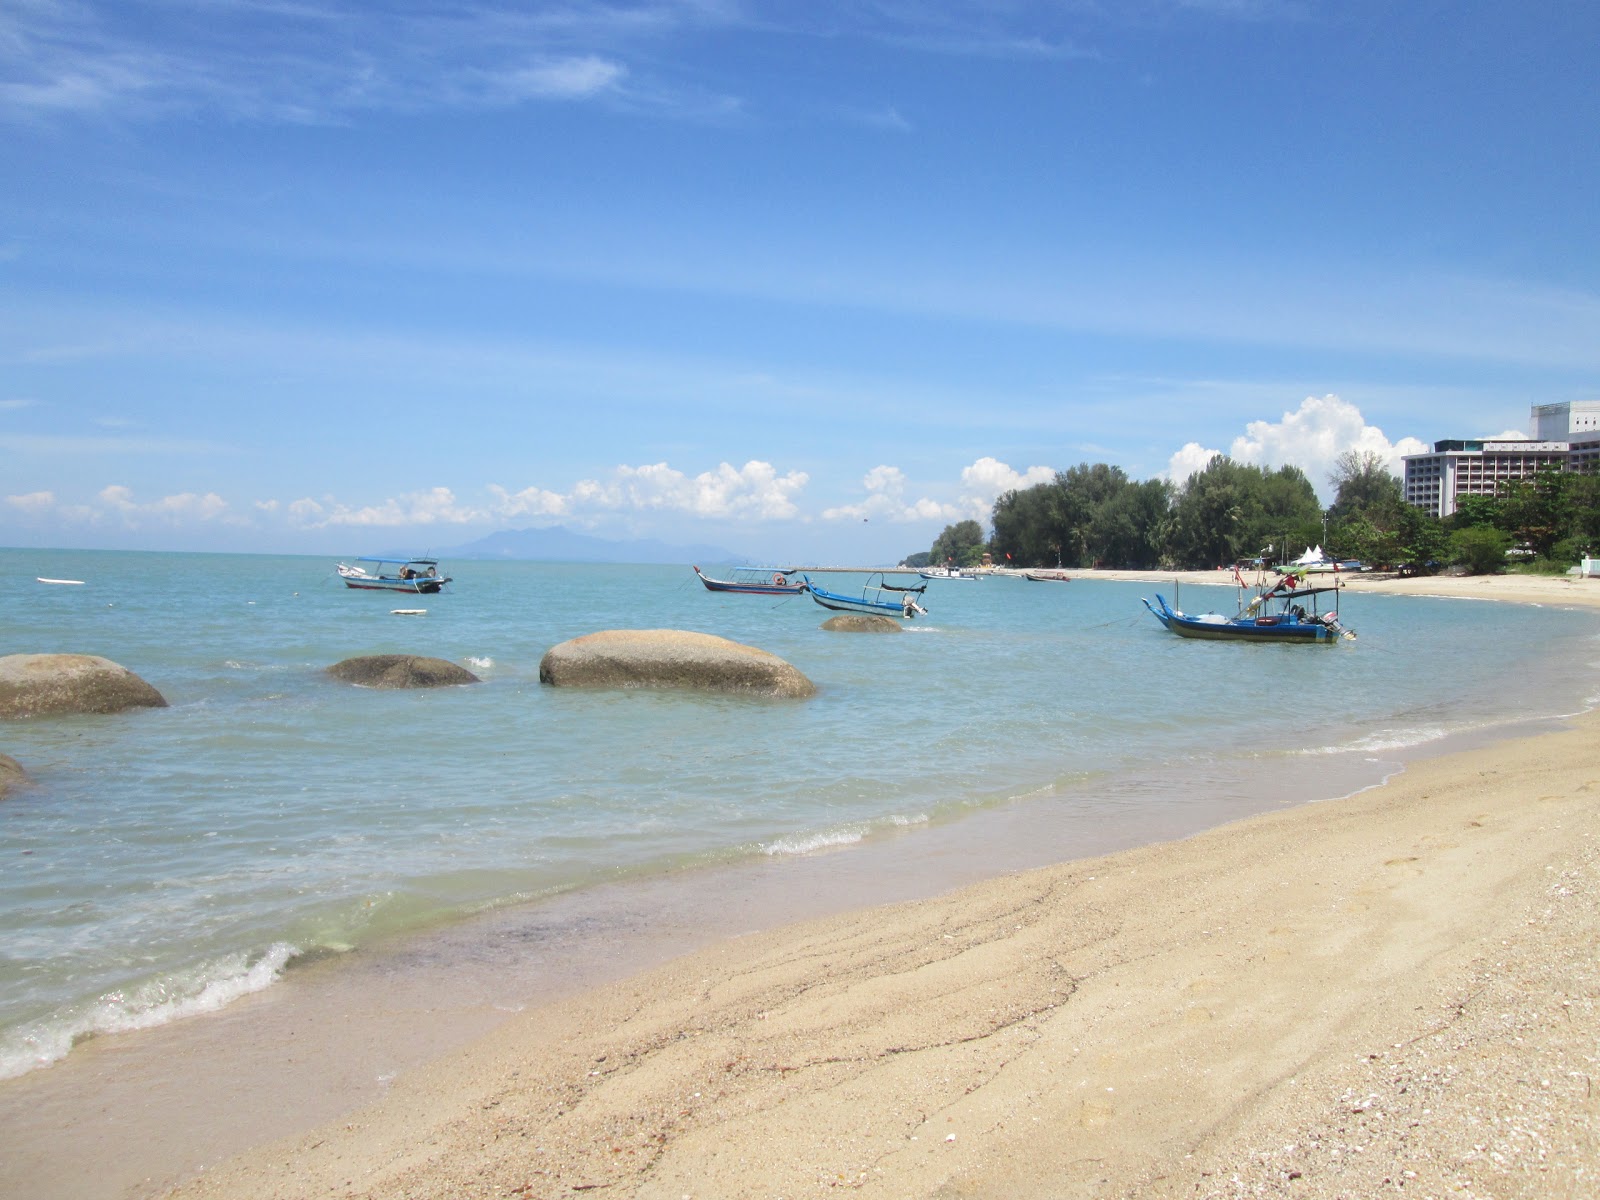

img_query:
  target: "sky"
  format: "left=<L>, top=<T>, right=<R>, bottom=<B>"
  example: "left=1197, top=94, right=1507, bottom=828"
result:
left=4, top=0, right=1598, bottom=563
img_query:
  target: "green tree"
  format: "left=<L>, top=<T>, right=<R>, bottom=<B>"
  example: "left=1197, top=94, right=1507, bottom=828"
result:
left=1450, top=525, right=1512, bottom=574
left=1497, top=468, right=1570, bottom=559
left=929, top=519, right=987, bottom=567
left=1328, top=450, right=1403, bottom=522
left=1167, top=458, right=1322, bottom=569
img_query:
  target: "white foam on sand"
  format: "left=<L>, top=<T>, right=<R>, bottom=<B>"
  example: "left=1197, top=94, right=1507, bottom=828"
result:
left=0, top=943, right=298, bottom=1080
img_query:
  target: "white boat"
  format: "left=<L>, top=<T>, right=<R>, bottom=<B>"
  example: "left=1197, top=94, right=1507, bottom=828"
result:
left=336, top=557, right=451, bottom=593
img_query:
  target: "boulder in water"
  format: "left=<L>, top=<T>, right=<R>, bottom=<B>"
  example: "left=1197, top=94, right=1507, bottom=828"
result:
left=0, top=654, right=167, bottom=720
left=327, top=655, right=481, bottom=689
left=539, top=629, right=815, bottom=698
left=0, top=753, right=29, bottom=798
left=821, top=614, right=903, bottom=633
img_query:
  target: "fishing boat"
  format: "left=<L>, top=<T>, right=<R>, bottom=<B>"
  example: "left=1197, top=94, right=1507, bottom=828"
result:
left=336, top=557, right=451, bottom=594
left=1140, top=572, right=1355, bottom=643
left=918, top=566, right=979, bottom=581
left=804, top=573, right=928, bottom=619
left=1022, top=569, right=1072, bottom=582
left=691, top=565, right=807, bottom=595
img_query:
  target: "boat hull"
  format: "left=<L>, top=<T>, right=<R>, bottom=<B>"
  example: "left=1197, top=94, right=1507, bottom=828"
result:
left=1142, top=594, right=1340, bottom=643
left=692, top=566, right=806, bottom=595
left=342, top=577, right=448, bottom=594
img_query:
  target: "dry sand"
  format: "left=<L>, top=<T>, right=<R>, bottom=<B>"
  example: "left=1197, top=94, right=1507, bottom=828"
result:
left=158, top=574, right=1600, bottom=1200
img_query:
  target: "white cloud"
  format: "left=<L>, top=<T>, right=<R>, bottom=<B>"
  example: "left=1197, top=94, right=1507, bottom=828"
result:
left=298, top=487, right=481, bottom=528
left=488, top=56, right=626, bottom=102
left=958, top=456, right=1054, bottom=512
left=1166, top=395, right=1428, bottom=498
left=6, top=490, right=55, bottom=513
left=488, top=483, right=569, bottom=519
left=555, top=460, right=809, bottom=520
left=1165, top=442, right=1222, bottom=485
left=92, top=485, right=230, bottom=524
left=823, top=464, right=955, bottom=523
left=822, top=456, right=1052, bottom=524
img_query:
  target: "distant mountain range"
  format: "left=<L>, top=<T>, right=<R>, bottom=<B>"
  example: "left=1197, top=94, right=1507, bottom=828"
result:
left=440, top=525, right=741, bottom=565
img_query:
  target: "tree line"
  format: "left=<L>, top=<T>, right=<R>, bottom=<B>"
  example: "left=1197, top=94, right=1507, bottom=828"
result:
left=911, top=452, right=1600, bottom=574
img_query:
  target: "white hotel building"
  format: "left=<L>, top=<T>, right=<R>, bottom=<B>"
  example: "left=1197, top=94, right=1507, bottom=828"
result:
left=1401, top=401, right=1600, bottom=518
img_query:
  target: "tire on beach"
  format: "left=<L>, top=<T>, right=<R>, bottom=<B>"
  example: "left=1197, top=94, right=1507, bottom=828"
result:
left=0, top=653, right=168, bottom=720
left=820, top=614, right=903, bottom=633
left=326, top=655, right=482, bottom=689
left=539, top=629, right=816, bottom=698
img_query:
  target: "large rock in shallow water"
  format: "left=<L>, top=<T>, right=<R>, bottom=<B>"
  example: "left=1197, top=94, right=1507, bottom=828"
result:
left=327, top=655, right=481, bottom=689
left=821, top=614, right=903, bottom=633
left=0, top=654, right=167, bottom=719
left=539, top=630, right=815, bottom=698
left=0, top=754, right=29, bottom=798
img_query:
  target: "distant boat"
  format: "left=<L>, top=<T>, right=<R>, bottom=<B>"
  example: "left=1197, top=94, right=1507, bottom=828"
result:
left=691, top=565, right=807, bottom=595
left=804, top=573, right=928, bottom=619
left=37, top=577, right=86, bottom=586
left=1022, top=569, right=1071, bottom=583
left=1140, top=573, right=1354, bottom=643
left=919, top=566, right=979, bottom=581
left=336, top=557, right=450, bottom=594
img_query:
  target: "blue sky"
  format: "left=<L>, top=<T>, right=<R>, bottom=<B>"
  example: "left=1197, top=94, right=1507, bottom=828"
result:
left=4, top=0, right=1597, bottom=562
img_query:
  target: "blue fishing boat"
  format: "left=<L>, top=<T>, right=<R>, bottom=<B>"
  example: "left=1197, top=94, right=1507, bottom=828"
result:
left=691, top=565, right=807, bottom=595
left=336, top=557, right=451, bottom=594
left=1141, top=574, right=1354, bottom=643
left=804, top=573, right=928, bottom=619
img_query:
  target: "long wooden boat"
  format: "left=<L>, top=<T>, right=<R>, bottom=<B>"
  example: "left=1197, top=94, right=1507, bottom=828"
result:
left=336, top=557, right=451, bottom=594
left=691, top=565, right=807, bottom=595
left=804, top=573, right=928, bottom=619
left=1140, top=575, right=1354, bottom=643
left=1022, top=569, right=1072, bottom=582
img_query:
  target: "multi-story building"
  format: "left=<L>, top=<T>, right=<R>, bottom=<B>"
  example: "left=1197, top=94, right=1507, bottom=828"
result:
left=1402, top=402, right=1600, bottom=518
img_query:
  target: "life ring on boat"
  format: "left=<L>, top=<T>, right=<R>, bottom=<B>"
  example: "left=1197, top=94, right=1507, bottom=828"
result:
left=1254, top=616, right=1279, bottom=626
left=772, top=573, right=786, bottom=587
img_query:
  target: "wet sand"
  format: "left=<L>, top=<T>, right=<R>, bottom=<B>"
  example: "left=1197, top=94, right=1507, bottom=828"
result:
left=6, top=573, right=1597, bottom=1199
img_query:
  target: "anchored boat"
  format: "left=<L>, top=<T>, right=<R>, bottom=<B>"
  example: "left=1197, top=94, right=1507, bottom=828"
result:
left=804, top=572, right=928, bottom=619
left=691, top=565, right=807, bottom=595
left=336, top=557, right=451, bottom=594
left=1141, top=571, right=1354, bottom=643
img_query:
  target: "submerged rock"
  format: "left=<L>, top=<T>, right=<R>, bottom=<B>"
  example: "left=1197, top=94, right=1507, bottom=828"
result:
left=0, top=654, right=168, bottom=720
left=327, top=655, right=481, bottom=689
left=0, top=753, right=29, bottom=798
left=539, top=629, right=815, bottom=698
left=821, top=614, right=903, bottom=633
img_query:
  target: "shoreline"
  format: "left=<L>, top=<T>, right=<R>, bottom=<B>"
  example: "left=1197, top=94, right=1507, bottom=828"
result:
left=160, top=705, right=1600, bottom=1200
left=3, top=574, right=1597, bottom=1198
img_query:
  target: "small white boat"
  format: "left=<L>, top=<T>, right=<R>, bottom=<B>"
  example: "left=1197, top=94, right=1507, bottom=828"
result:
left=337, top=557, right=450, bottom=593
left=37, top=577, right=86, bottom=585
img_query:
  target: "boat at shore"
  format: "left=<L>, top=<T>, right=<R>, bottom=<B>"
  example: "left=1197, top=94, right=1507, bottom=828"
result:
left=1141, top=572, right=1355, bottom=643
left=804, top=572, right=928, bottom=618
left=691, top=565, right=807, bottom=595
left=1022, top=569, right=1071, bottom=583
left=336, top=557, right=451, bottom=593
left=919, top=566, right=979, bottom=581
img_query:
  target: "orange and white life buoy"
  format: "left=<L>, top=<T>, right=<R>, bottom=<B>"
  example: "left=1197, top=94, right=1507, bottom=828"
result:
left=772, top=573, right=786, bottom=587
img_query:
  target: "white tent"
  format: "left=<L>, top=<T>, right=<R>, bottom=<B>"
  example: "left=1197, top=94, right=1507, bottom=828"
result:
left=1291, top=545, right=1330, bottom=566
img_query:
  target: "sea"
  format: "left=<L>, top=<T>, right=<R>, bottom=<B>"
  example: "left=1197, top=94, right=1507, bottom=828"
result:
left=4, top=548, right=1600, bottom=1086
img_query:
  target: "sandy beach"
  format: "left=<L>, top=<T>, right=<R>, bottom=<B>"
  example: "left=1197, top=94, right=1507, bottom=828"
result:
left=135, top=573, right=1599, bottom=1200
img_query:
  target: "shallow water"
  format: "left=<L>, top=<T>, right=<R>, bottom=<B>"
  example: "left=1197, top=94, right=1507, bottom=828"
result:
left=4, top=549, right=1598, bottom=1079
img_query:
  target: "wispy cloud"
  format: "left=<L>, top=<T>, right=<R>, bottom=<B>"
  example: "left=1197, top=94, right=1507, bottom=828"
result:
left=0, top=1, right=733, bottom=124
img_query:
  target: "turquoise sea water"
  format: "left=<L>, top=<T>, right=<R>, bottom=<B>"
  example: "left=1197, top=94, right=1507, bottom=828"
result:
left=3, top=548, right=1598, bottom=1079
